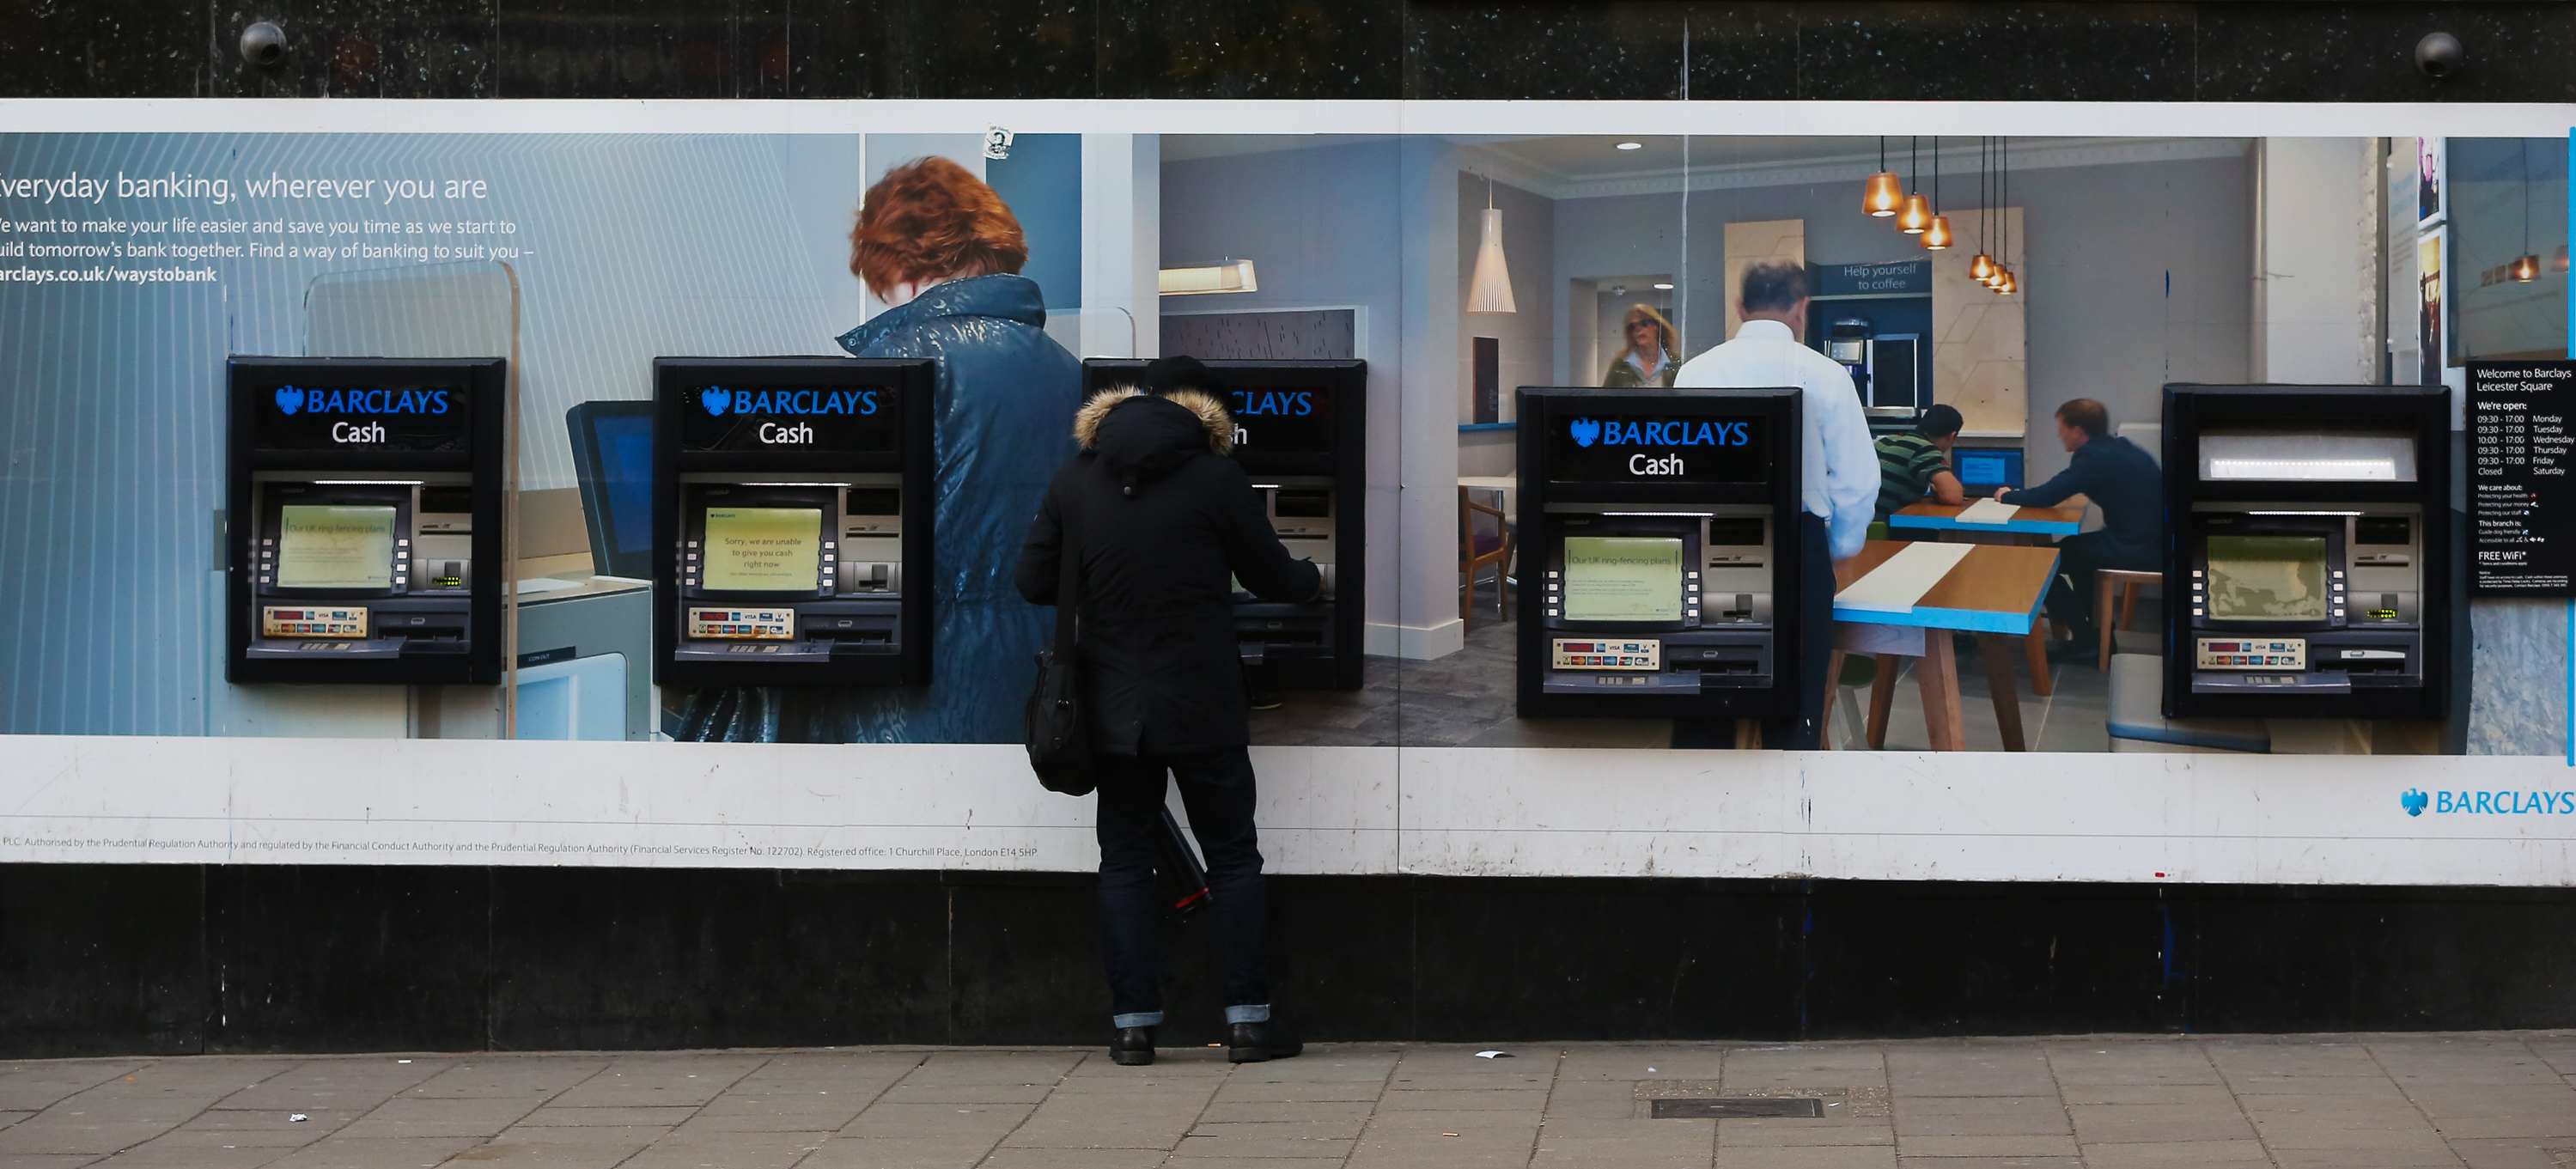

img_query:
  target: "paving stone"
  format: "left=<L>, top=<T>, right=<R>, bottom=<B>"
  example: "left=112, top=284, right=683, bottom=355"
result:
left=2266, top=1137, right=2474, bottom=1167
left=1891, top=1095, right=2067, bottom=1136
left=1893, top=1133, right=2080, bottom=1157
left=513, top=1105, right=701, bottom=1126
left=2067, top=1103, right=2256, bottom=1144
left=1212, top=1080, right=1394, bottom=1104
left=800, top=1134, right=1009, bottom=1169
left=1715, top=1118, right=1895, bottom=1148
left=1558, top=1045, right=1730, bottom=1083
left=1714, top=1144, right=1896, bottom=1167
left=1171, top=1130, right=1358, bottom=1159
left=1893, top=1159, right=2080, bottom=1169
left=874, top=1082, right=1058, bottom=1105
left=79, top=1137, right=301, bottom=1168
left=1195, top=1099, right=1378, bottom=1125
left=1534, top=1116, right=1714, bottom=1168
left=328, top=1095, right=544, bottom=1140
left=2402, top=1083, right=2576, bottom=1137
left=839, top=1100, right=1035, bottom=1139
left=165, top=1106, right=361, bottom=1146
left=1378, top=1087, right=1552, bottom=1111
left=2444, top=1134, right=2576, bottom=1169
left=980, top=1149, right=1170, bottom=1169
left=2051, top=1083, right=2239, bottom=1107
left=1722, top=1047, right=1891, bottom=1094
left=539, top=1060, right=761, bottom=1109
left=1190, top=1117, right=1372, bottom=1142
left=262, top=1136, right=490, bottom=1167
left=2042, top=1044, right=2222, bottom=1086
left=618, top=1129, right=831, bottom=1168
left=1884, top=1047, right=2057, bottom=1099
left=393, top=1060, right=609, bottom=1101
left=0, top=1060, right=153, bottom=1112
left=896, top=1051, right=1084, bottom=1087
left=1544, top=1080, right=1639, bottom=1119
left=1347, top=1109, right=1543, bottom=1168
left=2074, top=1138, right=2272, bottom=1168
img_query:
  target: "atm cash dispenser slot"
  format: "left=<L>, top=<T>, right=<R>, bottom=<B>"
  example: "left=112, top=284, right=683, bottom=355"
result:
left=226, top=357, right=506, bottom=685
left=653, top=356, right=934, bottom=688
left=1514, top=387, right=1805, bottom=721
left=1082, top=358, right=1367, bottom=691
left=2162, top=384, right=2449, bottom=721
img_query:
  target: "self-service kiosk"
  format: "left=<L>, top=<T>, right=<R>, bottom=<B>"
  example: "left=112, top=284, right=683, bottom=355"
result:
left=1080, top=359, right=1367, bottom=691
left=2163, top=383, right=2451, bottom=721
left=1514, top=387, right=1805, bottom=720
left=653, top=357, right=934, bottom=688
left=227, top=357, right=507, bottom=685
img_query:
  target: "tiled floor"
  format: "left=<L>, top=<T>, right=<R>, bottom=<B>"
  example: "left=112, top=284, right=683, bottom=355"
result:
left=7, top=1033, right=2574, bottom=1167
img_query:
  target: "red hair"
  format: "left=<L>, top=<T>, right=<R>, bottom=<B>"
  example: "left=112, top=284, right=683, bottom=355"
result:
left=850, top=156, right=1028, bottom=299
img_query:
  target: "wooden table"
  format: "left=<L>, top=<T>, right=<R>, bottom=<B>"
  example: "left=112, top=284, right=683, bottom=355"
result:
left=1888, top=496, right=2085, bottom=696
left=1827, top=539, right=2061, bottom=752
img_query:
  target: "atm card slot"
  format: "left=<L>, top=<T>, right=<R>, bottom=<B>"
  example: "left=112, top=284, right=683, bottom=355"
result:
left=673, top=642, right=836, bottom=661
left=1542, top=669, right=1702, bottom=694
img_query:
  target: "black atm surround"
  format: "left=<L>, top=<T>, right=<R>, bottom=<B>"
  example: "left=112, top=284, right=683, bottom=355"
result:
left=1514, top=387, right=1806, bottom=722
left=2161, top=383, right=2451, bottom=721
left=652, top=357, right=935, bottom=689
left=225, top=357, right=507, bottom=686
left=1079, top=359, right=1367, bottom=691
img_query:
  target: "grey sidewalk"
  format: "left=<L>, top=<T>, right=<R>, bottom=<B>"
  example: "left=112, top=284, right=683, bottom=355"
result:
left=1, top=1032, right=2572, bottom=1168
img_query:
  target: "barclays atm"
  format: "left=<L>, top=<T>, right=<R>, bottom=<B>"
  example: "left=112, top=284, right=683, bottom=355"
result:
left=2163, top=384, right=2451, bottom=721
left=1081, top=359, right=1367, bottom=691
left=1515, top=387, right=1805, bottom=721
left=227, top=357, right=507, bottom=685
left=653, top=357, right=934, bottom=688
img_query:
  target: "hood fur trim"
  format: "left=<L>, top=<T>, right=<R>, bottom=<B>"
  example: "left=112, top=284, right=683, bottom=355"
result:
left=1074, top=385, right=1234, bottom=456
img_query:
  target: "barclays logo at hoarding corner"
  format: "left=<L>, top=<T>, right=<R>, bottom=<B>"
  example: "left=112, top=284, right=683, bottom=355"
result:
left=2402, top=786, right=2576, bottom=816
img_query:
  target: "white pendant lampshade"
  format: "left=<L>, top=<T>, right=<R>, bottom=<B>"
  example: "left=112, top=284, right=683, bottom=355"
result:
left=1466, top=207, right=1517, bottom=314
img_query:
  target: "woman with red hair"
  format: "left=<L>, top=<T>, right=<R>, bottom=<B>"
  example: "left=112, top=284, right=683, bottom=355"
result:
left=682, top=155, right=1081, bottom=743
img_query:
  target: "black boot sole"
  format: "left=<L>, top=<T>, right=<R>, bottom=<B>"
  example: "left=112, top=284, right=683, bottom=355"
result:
left=1226, top=1045, right=1271, bottom=1064
left=1111, top=1049, right=1154, bottom=1067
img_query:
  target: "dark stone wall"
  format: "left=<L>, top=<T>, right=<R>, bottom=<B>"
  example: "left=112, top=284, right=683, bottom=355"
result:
left=4, top=866, right=2572, bottom=1055
left=3, top=1, right=2569, bottom=102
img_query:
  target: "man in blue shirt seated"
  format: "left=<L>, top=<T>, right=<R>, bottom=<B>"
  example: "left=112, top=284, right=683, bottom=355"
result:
left=1995, top=398, right=2162, bottom=655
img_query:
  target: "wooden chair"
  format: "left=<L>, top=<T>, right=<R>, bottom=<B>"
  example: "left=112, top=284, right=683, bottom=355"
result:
left=2096, top=569, right=2161, bottom=670
left=1459, top=487, right=1513, bottom=630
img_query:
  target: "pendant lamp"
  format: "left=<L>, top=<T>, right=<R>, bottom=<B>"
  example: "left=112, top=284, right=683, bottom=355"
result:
left=1466, top=177, right=1517, bottom=314
left=2508, top=141, right=2541, bottom=283
left=1864, top=137, right=1902, bottom=216
left=1920, top=136, right=1951, bottom=248
left=1968, top=137, right=1995, bottom=277
left=2512, top=254, right=2540, bottom=283
left=1897, top=138, right=1930, bottom=233
left=2555, top=244, right=2571, bottom=275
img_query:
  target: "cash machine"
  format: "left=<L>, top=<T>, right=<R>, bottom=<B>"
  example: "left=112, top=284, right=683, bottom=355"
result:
left=227, top=357, right=507, bottom=685
left=1514, top=387, right=1805, bottom=721
left=2163, top=383, right=2450, bottom=721
left=653, top=357, right=934, bottom=688
left=1080, top=359, right=1367, bottom=691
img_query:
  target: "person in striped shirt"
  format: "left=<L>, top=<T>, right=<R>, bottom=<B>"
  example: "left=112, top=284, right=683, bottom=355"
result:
left=1873, top=404, right=1966, bottom=524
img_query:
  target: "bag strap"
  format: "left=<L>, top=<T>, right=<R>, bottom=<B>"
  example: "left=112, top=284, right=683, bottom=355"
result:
left=1051, top=484, right=1081, bottom=660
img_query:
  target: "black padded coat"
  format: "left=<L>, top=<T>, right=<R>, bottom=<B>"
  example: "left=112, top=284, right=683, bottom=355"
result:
left=1014, top=389, right=1322, bottom=756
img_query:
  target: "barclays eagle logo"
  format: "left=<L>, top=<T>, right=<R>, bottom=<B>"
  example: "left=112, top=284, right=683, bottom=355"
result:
left=274, top=387, right=302, bottom=415
left=2401, top=788, right=2428, bottom=817
left=700, top=387, right=732, bottom=416
left=1569, top=417, right=1600, bottom=448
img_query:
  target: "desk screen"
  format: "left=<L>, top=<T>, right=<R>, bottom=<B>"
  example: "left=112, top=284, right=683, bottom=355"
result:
left=702, top=508, right=822, bottom=592
left=277, top=505, right=397, bottom=589
left=2205, top=535, right=2329, bottom=621
left=1562, top=537, right=1684, bottom=623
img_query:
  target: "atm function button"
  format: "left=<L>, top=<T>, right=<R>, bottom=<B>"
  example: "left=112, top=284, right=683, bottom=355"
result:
left=2333, top=570, right=2345, bottom=579
left=397, top=539, right=409, bottom=547
left=2191, top=569, right=2202, bottom=577
left=825, top=542, right=836, bottom=550
left=1687, top=571, right=1700, bottom=580
left=1548, top=570, right=1560, bottom=578
left=2193, top=608, right=2205, bottom=616
left=1546, top=609, right=1559, bottom=617
left=259, top=575, right=271, bottom=583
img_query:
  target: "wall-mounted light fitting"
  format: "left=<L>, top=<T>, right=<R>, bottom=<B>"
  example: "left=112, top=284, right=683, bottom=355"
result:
left=1616, top=142, right=1644, bottom=151
left=1160, top=259, right=1258, bottom=295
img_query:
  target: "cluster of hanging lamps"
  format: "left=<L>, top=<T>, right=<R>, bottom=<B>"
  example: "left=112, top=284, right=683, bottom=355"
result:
left=1861, top=136, right=2014, bottom=288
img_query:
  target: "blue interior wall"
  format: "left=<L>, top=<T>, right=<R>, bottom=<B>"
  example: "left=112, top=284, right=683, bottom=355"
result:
left=985, top=134, right=1081, bottom=311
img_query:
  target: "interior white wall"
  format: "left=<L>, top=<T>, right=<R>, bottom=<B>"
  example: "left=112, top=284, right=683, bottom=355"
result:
left=1160, top=138, right=1428, bottom=655
left=2251, top=137, right=2381, bottom=387
left=1551, top=151, right=2255, bottom=486
left=1080, top=133, right=1158, bottom=359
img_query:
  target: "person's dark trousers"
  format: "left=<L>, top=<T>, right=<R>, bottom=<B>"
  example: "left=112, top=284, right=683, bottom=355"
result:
left=1093, top=746, right=1271, bottom=1029
left=2043, top=530, right=2155, bottom=646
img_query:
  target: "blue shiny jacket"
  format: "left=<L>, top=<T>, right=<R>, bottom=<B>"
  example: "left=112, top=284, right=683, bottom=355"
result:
left=683, top=274, right=1080, bottom=743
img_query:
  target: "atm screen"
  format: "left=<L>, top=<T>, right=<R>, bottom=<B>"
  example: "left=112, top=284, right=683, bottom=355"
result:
left=277, top=505, right=397, bottom=589
left=1562, top=537, right=1685, bottom=623
left=2205, top=535, right=2329, bottom=621
left=702, top=508, right=823, bottom=592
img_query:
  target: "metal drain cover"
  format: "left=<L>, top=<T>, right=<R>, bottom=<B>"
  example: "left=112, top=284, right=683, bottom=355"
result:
left=1650, top=1097, right=1825, bottom=1118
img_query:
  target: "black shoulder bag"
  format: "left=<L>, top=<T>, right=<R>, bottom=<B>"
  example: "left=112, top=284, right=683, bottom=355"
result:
left=1025, top=491, right=1094, bottom=795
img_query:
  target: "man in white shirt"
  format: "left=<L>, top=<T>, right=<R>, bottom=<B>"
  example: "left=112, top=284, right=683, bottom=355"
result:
left=1673, top=261, right=1879, bottom=749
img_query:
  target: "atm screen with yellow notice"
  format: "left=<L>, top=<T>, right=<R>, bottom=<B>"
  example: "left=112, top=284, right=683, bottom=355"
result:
left=1562, top=537, right=1685, bottom=623
left=701, top=507, right=822, bottom=592
left=276, top=505, right=397, bottom=590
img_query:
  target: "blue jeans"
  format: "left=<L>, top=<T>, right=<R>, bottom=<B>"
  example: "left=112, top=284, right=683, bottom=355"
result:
left=1095, top=746, right=1271, bottom=1028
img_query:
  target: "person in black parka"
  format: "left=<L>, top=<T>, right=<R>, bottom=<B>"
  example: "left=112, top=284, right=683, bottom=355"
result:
left=1015, top=356, right=1320, bottom=1068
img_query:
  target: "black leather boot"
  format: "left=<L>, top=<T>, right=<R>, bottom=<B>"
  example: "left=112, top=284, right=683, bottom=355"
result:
left=1226, top=1020, right=1302, bottom=1063
left=1111, top=1026, right=1155, bottom=1067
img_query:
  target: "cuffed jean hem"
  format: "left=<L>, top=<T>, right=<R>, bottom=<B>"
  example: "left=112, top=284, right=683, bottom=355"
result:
left=1112, top=1011, right=1164, bottom=1029
left=1225, top=1003, right=1270, bottom=1025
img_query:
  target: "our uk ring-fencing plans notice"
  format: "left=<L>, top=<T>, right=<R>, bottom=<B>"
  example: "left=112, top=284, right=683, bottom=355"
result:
left=2469, top=362, right=2576, bottom=595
